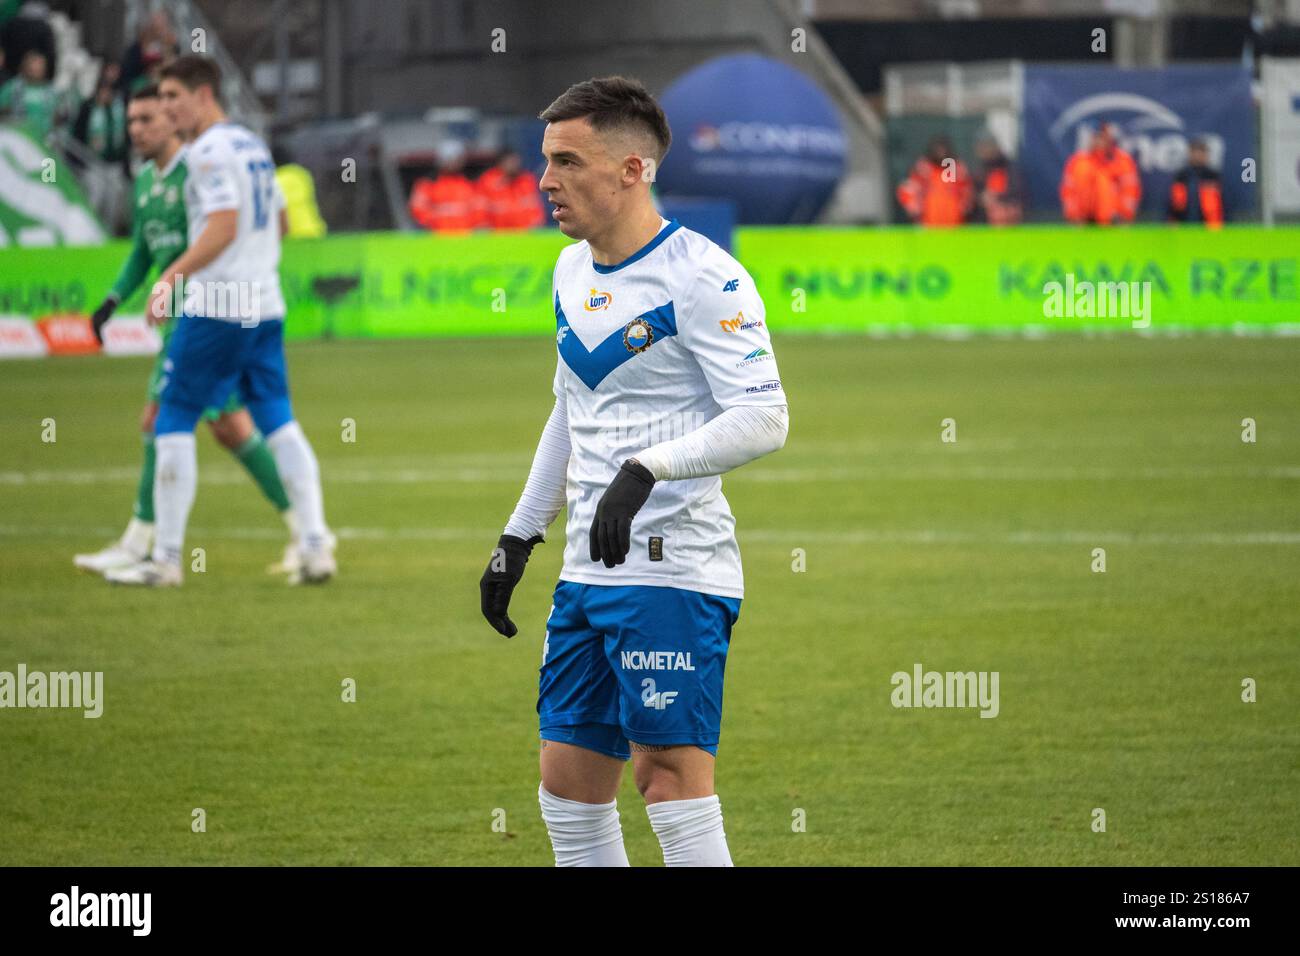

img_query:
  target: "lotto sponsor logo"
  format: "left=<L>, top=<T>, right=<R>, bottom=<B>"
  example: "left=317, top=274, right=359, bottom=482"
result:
left=584, top=288, right=614, bottom=311
left=621, top=650, right=696, bottom=671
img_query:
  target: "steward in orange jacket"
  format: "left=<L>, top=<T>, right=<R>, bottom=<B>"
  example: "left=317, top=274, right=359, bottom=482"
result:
left=1060, top=123, right=1141, bottom=225
left=1167, top=139, right=1224, bottom=229
left=476, top=152, right=544, bottom=230
left=973, top=136, right=1023, bottom=225
left=410, top=158, right=482, bottom=232
left=896, top=136, right=974, bottom=227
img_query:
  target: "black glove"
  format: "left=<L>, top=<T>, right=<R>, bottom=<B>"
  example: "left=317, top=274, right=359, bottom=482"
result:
left=479, top=533, right=543, bottom=637
left=589, top=459, right=656, bottom=569
left=90, top=295, right=119, bottom=345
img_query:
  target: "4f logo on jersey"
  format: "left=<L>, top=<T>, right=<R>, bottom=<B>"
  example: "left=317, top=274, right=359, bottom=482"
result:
left=641, top=678, right=678, bottom=710
left=584, top=288, right=614, bottom=311
left=722, top=278, right=739, bottom=292
left=556, top=324, right=570, bottom=345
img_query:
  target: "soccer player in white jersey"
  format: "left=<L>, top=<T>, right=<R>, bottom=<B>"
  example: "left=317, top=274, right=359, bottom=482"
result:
left=106, top=55, right=335, bottom=587
left=479, top=77, right=789, bottom=866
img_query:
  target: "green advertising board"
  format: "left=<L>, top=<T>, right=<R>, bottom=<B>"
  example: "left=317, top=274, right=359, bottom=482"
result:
left=1, top=226, right=1296, bottom=338
left=737, top=226, right=1300, bottom=334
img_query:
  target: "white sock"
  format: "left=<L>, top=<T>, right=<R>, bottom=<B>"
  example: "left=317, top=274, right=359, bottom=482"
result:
left=122, top=516, right=153, bottom=555
left=151, top=432, right=196, bottom=567
left=265, top=421, right=327, bottom=548
left=538, top=783, right=630, bottom=867
left=645, top=794, right=734, bottom=867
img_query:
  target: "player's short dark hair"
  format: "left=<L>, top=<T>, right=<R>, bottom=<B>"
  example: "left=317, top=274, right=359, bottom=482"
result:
left=130, top=83, right=161, bottom=102
left=539, top=76, right=671, bottom=163
left=159, top=55, right=222, bottom=102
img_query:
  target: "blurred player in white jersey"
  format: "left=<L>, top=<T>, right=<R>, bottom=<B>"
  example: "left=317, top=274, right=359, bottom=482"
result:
left=479, top=77, right=789, bottom=866
left=106, top=55, right=335, bottom=587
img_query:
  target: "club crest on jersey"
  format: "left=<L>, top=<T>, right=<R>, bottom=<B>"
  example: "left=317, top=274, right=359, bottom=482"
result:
left=584, top=288, right=614, bottom=312
left=623, top=319, right=654, bottom=353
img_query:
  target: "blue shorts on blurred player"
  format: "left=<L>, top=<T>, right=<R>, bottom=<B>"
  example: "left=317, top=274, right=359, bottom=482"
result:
left=155, top=314, right=293, bottom=437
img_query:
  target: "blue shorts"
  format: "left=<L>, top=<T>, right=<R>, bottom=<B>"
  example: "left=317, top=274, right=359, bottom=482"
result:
left=538, top=580, right=742, bottom=760
left=155, top=315, right=293, bottom=436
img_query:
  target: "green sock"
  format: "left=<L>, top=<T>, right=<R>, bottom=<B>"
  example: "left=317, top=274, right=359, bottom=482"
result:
left=134, top=435, right=156, bottom=522
left=235, top=433, right=291, bottom=513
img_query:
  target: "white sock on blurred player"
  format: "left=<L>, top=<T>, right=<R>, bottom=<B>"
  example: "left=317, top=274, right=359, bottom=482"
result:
left=151, top=432, right=197, bottom=567
left=265, top=421, right=328, bottom=549
left=538, top=784, right=629, bottom=867
left=645, top=793, right=733, bottom=867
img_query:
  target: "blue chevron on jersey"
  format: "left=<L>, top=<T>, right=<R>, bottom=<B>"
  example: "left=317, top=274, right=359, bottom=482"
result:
left=555, top=293, right=678, bottom=390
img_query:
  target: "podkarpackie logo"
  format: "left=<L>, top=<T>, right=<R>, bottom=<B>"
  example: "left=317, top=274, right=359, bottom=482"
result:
left=1049, top=93, right=1224, bottom=172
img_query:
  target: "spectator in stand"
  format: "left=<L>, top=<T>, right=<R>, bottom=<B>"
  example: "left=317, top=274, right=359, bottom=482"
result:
left=73, top=62, right=128, bottom=163
left=119, top=10, right=178, bottom=95
left=973, top=135, right=1023, bottom=225
left=1167, top=137, right=1224, bottom=229
left=0, top=48, right=70, bottom=141
left=1, top=1, right=57, bottom=84
left=409, top=141, right=481, bottom=232
left=1060, top=122, right=1141, bottom=226
left=476, top=150, right=544, bottom=230
left=896, top=135, right=974, bottom=227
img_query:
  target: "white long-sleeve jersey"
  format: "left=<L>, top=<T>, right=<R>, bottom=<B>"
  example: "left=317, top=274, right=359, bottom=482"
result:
left=504, top=218, right=788, bottom=599
left=182, top=121, right=286, bottom=322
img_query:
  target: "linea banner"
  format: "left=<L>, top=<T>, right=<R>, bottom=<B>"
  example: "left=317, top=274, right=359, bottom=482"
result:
left=1021, top=65, right=1256, bottom=221
left=0, top=123, right=107, bottom=246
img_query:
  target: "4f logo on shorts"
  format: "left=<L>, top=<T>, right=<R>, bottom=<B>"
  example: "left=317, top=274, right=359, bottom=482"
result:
left=641, top=678, right=678, bottom=710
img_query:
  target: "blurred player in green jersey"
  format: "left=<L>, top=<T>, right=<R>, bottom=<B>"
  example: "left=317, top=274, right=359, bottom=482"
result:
left=74, top=84, right=300, bottom=577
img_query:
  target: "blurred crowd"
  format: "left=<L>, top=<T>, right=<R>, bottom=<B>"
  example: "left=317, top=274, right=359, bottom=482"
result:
left=408, top=143, right=545, bottom=232
left=897, top=123, right=1223, bottom=228
left=0, top=1, right=1228, bottom=237
left=0, top=5, right=180, bottom=166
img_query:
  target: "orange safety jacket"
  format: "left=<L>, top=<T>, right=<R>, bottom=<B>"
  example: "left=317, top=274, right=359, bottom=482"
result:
left=410, top=174, right=481, bottom=231
left=1168, top=169, right=1223, bottom=228
left=476, top=168, right=545, bottom=229
left=897, top=157, right=974, bottom=226
left=1060, top=147, right=1141, bottom=225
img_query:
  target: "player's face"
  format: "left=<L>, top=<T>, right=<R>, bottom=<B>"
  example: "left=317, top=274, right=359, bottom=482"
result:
left=539, top=118, right=633, bottom=240
left=127, top=97, right=174, bottom=159
left=158, top=78, right=200, bottom=138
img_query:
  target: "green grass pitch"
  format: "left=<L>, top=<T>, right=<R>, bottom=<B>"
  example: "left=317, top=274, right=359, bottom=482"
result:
left=1, top=334, right=1297, bottom=866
